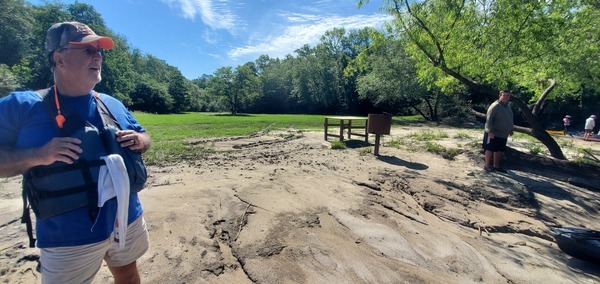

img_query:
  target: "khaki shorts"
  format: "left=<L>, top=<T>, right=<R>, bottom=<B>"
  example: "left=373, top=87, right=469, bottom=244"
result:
left=40, top=216, right=149, bottom=284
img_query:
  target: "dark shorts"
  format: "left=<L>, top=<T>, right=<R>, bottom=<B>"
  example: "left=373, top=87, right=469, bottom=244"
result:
left=482, top=132, right=508, bottom=152
left=585, top=129, right=594, bottom=134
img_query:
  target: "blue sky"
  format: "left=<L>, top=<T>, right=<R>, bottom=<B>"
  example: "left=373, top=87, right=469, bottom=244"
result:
left=31, top=0, right=393, bottom=79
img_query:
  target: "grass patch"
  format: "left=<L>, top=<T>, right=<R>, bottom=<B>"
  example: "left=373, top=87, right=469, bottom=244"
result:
left=330, top=141, right=347, bottom=149
left=424, top=142, right=463, bottom=160
left=528, top=145, right=543, bottom=155
left=359, top=147, right=373, bottom=156
left=574, top=147, right=600, bottom=166
left=559, top=140, right=574, bottom=148
left=406, top=131, right=449, bottom=141
left=389, top=137, right=420, bottom=152
left=454, top=132, right=472, bottom=139
left=133, top=112, right=325, bottom=165
left=512, top=132, right=538, bottom=143
left=134, top=112, right=324, bottom=141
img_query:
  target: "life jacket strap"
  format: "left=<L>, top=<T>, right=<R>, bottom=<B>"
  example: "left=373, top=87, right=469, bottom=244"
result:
left=28, top=184, right=94, bottom=199
left=28, top=159, right=106, bottom=178
left=21, top=188, right=36, bottom=248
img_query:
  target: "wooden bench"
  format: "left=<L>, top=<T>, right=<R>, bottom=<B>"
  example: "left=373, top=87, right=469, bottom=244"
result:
left=323, top=116, right=368, bottom=142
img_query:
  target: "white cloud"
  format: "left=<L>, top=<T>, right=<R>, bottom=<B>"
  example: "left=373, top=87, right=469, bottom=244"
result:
left=227, top=13, right=392, bottom=60
left=283, top=13, right=322, bottom=23
left=161, top=0, right=241, bottom=33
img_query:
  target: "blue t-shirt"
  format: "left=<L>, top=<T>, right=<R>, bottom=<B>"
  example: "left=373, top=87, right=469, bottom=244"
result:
left=0, top=90, right=145, bottom=248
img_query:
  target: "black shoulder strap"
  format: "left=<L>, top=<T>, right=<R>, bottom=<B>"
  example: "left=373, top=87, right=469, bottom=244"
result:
left=93, top=93, right=122, bottom=130
left=21, top=183, right=35, bottom=248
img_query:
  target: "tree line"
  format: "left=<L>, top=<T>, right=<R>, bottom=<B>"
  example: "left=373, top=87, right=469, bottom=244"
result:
left=1, top=0, right=599, bottom=159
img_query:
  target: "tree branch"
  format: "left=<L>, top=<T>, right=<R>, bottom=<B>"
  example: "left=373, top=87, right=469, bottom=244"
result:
left=532, top=79, right=556, bottom=115
left=402, top=0, right=445, bottom=65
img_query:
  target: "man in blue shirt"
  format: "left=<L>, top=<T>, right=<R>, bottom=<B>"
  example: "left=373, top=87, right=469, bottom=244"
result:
left=0, top=21, right=151, bottom=283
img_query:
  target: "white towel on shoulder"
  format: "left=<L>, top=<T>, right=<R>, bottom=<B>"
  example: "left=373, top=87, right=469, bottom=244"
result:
left=98, top=154, right=130, bottom=249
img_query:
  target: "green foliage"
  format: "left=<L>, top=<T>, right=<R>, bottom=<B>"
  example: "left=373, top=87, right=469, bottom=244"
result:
left=130, top=78, right=172, bottom=114
left=330, top=141, right=347, bottom=149
left=380, top=0, right=600, bottom=102
left=512, top=132, right=538, bottom=143
left=0, top=0, right=34, bottom=67
left=574, top=147, right=600, bottom=166
left=0, top=64, right=20, bottom=97
left=424, top=141, right=462, bottom=160
left=351, top=28, right=436, bottom=117
left=529, top=145, right=543, bottom=155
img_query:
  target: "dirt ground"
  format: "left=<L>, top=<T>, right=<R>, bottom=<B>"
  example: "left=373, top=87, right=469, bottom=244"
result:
left=1, top=124, right=600, bottom=284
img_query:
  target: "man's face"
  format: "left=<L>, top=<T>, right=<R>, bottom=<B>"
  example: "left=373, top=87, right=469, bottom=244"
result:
left=55, top=44, right=103, bottom=89
left=499, top=92, right=511, bottom=104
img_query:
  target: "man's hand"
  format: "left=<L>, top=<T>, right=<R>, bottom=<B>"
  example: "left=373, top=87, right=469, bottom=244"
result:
left=0, top=137, right=82, bottom=177
left=37, top=137, right=82, bottom=165
left=489, top=133, right=495, bottom=139
left=116, top=130, right=151, bottom=152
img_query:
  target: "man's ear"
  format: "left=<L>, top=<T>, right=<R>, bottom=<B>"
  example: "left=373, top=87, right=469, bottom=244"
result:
left=53, top=52, right=64, bottom=67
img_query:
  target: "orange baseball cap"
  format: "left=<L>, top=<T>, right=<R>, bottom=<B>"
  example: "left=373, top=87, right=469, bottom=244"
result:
left=45, top=21, right=114, bottom=52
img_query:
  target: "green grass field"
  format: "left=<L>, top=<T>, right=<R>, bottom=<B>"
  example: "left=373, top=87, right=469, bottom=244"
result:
left=134, top=112, right=325, bottom=140
left=134, top=112, right=423, bottom=165
left=134, top=112, right=328, bottom=164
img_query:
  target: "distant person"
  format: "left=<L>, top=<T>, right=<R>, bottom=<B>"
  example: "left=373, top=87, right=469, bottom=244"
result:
left=0, top=22, right=151, bottom=283
left=584, top=115, right=596, bottom=141
left=563, top=115, right=571, bottom=134
left=483, top=90, right=514, bottom=172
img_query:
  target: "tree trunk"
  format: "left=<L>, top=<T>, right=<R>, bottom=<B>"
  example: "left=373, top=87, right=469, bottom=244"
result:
left=507, top=96, right=566, bottom=160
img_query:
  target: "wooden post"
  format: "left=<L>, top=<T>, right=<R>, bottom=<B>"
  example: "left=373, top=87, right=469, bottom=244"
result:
left=374, top=134, right=381, bottom=156
left=347, top=120, right=352, bottom=140
left=324, top=117, right=328, bottom=141
left=339, top=119, right=344, bottom=141
left=364, top=119, right=369, bottom=142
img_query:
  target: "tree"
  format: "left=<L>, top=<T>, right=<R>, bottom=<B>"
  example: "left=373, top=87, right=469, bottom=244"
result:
left=359, top=0, right=600, bottom=160
left=234, top=62, right=260, bottom=113
left=209, top=67, right=237, bottom=114
left=168, top=71, right=192, bottom=113
left=0, top=64, right=20, bottom=96
left=0, top=0, right=34, bottom=67
left=349, top=29, right=443, bottom=119
left=100, top=36, right=136, bottom=104
left=255, top=56, right=292, bottom=113
left=130, top=76, right=172, bottom=113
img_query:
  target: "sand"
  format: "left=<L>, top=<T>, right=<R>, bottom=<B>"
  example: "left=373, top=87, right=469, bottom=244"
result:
left=1, top=124, right=599, bottom=283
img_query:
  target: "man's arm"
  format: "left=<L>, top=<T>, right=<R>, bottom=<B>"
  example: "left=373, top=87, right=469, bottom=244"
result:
left=0, top=137, right=82, bottom=178
left=485, top=103, right=498, bottom=138
left=0, top=148, right=42, bottom=177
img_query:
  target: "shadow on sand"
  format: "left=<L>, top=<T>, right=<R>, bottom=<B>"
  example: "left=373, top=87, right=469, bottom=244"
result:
left=376, top=155, right=429, bottom=170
